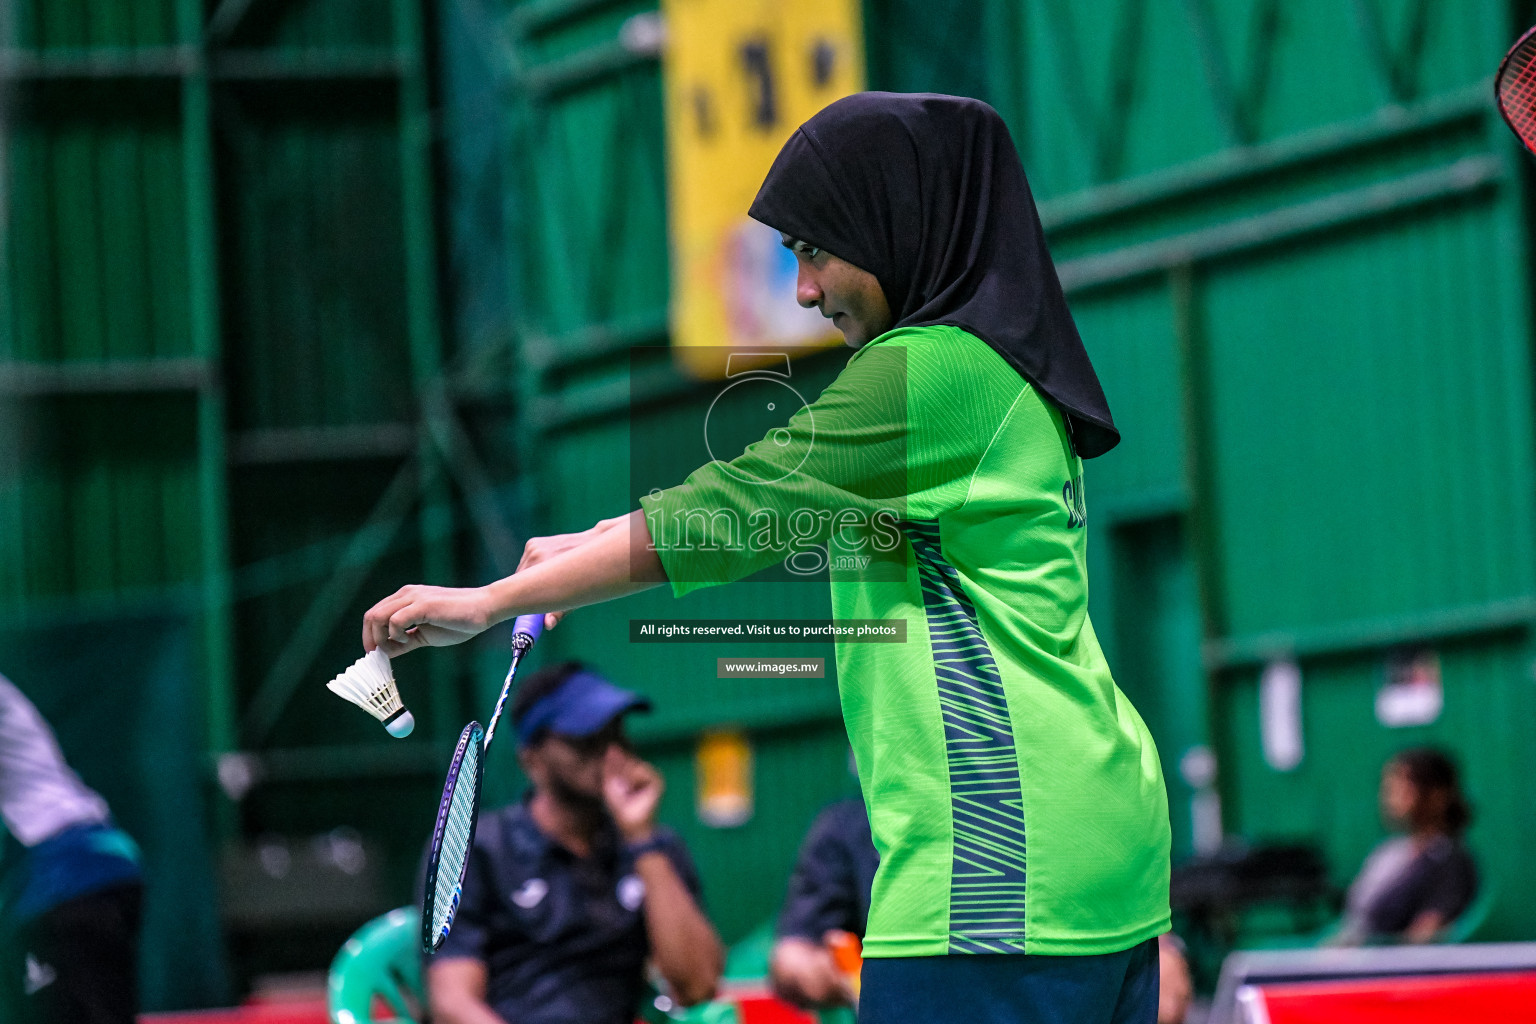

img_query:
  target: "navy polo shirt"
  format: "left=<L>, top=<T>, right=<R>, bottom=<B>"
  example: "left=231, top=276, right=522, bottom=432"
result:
left=776, top=798, right=878, bottom=941
left=430, top=797, right=702, bottom=1024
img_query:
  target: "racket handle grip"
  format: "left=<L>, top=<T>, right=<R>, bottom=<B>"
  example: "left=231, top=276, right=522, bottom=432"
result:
left=511, top=613, right=545, bottom=648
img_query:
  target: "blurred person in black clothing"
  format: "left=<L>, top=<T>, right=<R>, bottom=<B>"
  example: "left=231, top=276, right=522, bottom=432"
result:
left=426, top=662, right=722, bottom=1024
left=769, top=797, right=878, bottom=1009
left=772, top=794, right=1195, bottom=1021
left=0, top=673, right=143, bottom=1024
left=1156, top=933, right=1191, bottom=1024
left=1336, top=747, right=1477, bottom=945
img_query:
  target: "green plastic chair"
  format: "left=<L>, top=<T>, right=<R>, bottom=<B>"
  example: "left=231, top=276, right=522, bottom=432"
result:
left=1245, top=883, right=1497, bottom=950
left=328, top=906, right=426, bottom=1024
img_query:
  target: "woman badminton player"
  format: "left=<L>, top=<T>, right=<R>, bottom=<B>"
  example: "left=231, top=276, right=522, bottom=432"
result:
left=365, top=93, right=1170, bottom=1023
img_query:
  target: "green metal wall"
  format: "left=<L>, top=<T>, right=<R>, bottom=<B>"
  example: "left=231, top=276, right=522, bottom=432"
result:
left=487, top=0, right=1536, bottom=948
left=1, top=0, right=226, bottom=1003
left=1020, top=0, right=1536, bottom=942
left=0, top=0, right=493, bottom=997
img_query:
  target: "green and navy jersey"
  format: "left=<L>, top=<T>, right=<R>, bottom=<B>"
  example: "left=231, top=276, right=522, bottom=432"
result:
left=639, top=326, right=1170, bottom=957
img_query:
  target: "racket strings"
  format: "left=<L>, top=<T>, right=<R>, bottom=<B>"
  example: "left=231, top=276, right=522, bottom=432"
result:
left=1499, top=37, right=1536, bottom=146
left=1505, top=59, right=1536, bottom=112
left=430, top=749, right=480, bottom=936
left=422, top=620, right=541, bottom=952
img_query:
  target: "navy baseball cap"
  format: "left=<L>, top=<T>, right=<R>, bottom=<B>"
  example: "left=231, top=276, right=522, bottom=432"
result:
left=513, top=670, right=651, bottom=748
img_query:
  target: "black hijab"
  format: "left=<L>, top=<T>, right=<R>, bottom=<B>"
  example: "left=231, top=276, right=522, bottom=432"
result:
left=748, top=92, right=1119, bottom=458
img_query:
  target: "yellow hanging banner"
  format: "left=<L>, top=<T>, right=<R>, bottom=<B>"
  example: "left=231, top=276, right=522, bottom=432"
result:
left=661, top=0, right=864, bottom=377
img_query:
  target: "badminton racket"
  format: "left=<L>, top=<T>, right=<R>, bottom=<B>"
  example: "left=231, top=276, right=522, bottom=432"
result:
left=421, top=612, right=545, bottom=954
left=1496, top=24, right=1536, bottom=154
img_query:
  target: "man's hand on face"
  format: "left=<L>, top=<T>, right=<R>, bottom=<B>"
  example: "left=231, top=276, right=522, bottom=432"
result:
left=604, top=747, right=663, bottom=843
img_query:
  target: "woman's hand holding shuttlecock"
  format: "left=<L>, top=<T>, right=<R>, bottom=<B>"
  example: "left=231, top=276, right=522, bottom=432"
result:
left=362, top=584, right=497, bottom=655
left=361, top=510, right=665, bottom=658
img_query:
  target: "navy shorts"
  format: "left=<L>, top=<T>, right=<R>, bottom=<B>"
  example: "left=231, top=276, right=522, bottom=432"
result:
left=859, top=938, right=1159, bottom=1024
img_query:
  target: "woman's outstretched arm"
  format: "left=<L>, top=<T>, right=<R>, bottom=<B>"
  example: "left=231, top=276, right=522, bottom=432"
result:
left=361, top=509, right=664, bottom=655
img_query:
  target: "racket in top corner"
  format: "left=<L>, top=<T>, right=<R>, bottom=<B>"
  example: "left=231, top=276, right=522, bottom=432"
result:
left=1496, top=24, right=1536, bottom=154
left=421, top=612, right=545, bottom=954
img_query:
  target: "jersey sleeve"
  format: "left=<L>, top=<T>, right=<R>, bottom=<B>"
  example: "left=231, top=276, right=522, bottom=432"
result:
left=639, top=331, right=1021, bottom=595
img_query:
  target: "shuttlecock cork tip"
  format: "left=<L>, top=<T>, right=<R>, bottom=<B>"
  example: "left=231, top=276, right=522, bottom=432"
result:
left=385, top=709, right=415, bottom=738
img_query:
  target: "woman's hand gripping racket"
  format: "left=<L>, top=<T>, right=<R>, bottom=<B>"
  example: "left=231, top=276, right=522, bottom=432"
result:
left=1497, top=25, right=1536, bottom=153
left=421, top=612, right=545, bottom=954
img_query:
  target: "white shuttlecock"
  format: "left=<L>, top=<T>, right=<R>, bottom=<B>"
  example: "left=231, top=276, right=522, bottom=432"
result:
left=327, top=649, right=414, bottom=738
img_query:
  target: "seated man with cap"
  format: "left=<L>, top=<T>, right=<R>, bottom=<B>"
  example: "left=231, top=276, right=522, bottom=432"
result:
left=427, top=662, right=723, bottom=1024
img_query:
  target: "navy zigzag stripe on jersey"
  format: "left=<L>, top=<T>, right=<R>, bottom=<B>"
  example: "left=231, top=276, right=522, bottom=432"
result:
left=905, top=520, right=1029, bottom=953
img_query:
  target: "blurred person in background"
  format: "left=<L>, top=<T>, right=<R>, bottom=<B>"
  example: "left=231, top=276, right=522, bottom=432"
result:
left=0, top=672, right=143, bottom=1024
left=769, top=795, right=877, bottom=1009
left=769, top=794, right=1194, bottom=1023
left=426, top=661, right=722, bottom=1024
left=1155, top=934, right=1191, bottom=1024
left=1334, top=747, right=1477, bottom=946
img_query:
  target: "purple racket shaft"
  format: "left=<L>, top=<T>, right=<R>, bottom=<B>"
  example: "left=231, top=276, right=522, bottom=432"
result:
left=483, top=613, right=544, bottom=749
left=421, top=613, right=545, bottom=953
